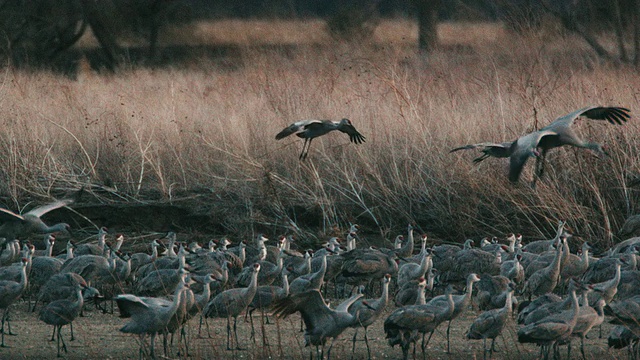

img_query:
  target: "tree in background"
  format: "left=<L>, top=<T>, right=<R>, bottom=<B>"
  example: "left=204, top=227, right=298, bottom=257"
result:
left=411, top=0, right=440, bottom=52
left=542, top=0, right=640, bottom=67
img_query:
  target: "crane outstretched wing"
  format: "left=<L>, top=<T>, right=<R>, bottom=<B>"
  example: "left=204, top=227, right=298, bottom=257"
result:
left=339, top=123, right=366, bottom=144
left=543, top=106, right=631, bottom=130
left=275, top=120, right=321, bottom=140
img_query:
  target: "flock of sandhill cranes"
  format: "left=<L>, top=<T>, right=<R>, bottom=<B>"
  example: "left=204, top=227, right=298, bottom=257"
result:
left=0, top=105, right=635, bottom=359
left=3, top=203, right=640, bottom=360
left=276, top=106, right=631, bottom=186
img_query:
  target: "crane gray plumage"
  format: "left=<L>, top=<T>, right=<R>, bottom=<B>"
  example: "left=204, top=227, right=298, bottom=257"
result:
left=466, top=286, right=514, bottom=360
left=449, top=141, right=514, bottom=163
left=33, top=272, right=87, bottom=312
left=348, top=273, right=391, bottom=359
left=75, top=227, right=108, bottom=256
left=203, top=263, right=260, bottom=350
left=395, top=270, right=435, bottom=307
left=427, top=273, right=481, bottom=353
left=476, top=275, right=513, bottom=311
left=394, top=224, right=416, bottom=258
left=561, top=298, right=605, bottom=360
left=0, top=257, right=28, bottom=347
left=522, top=235, right=565, bottom=300
left=38, top=282, right=85, bottom=357
left=115, top=277, right=189, bottom=360
left=397, top=249, right=432, bottom=287
left=384, top=286, right=455, bottom=360
left=0, top=199, right=72, bottom=259
left=509, top=106, right=630, bottom=183
left=272, top=290, right=366, bottom=360
left=517, top=285, right=581, bottom=359
left=275, top=118, right=366, bottom=160
left=247, top=272, right=289, bottom=342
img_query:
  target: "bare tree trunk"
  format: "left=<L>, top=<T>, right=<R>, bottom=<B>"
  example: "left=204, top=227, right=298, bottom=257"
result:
left=612, top=0, right=628, bottom=62
left=411, top=0, right=440, bottom=52
left=634, top=0, right=640, bottom=67
left=81, top=0, right=120, bottom=71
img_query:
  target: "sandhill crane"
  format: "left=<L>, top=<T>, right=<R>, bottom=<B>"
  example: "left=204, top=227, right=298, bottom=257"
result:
left=395, top=224, right=416, bottom=258
left=466, top=286, right=514, bottom=360
left=619, top=215, right=640, bottom=239
left=273, top=290, right=367, bottom=360
left=615, top=270, right=640, bottom=301
left=30, top=244, right=65, bottom=296
left=55, top=240, right=75, bottom=260
left=439, top=246, right=502, bottom=284
left=0, top=244, right=32, bottom=282
left=203, top=263, right=261, bottom=350
left=33, top=272, right=88, bottom=312
left=75, top=227, right=108, bottom=256
left=520, top=281, right=585, bottom=326
left=38, top=282, right=85, bottom=357
left=476, top=275, right=513, bottom=311
left=522, top=235, right=564, bottom=300
left=397, top=249, right=432, bottom=287
left=500, top=252, right=524, bottom=286
left=395, top=270, right=436, bottom=307
left=521, top=220, right=568, bottom=254
left=236, top=248, right=284, bottom=287
left=130, top=239, right=160, bottom=275
left=562, top=299, right=605, bottom=360
left=33, top=234, right=55, bottom=257
left=582, top=250, right=637, bottom=284
left=245, top=234, right=269, bottom=265
left=407, top=234, right=429, bottom=263
left=348, top=273, right=391, bottom=359
left=0, top=257, right=28, bottom=346
left=60, top=252, right=116, bottom=286
left=384, top=286, right=455, bottom=360
left=560, top=242, right=591, bottom=284
left=275, top=118, right=366, bottom=160
left=115, top=276, right=189, bottom=359
left=610, top=235, right=640, bottom=255
left=0, top=199, right=72, bottom=243
left=431, top=239, right=473, bottom=276
left=508, top=106, right=630, bottom=183
left=427, top=273, right=481, bottom=353
left=338, top=246, right=398, bottom=294
left=247, top=272, right=289, bottom=342
left=449, top=141, right=514, bottom=163
left=587, top=258, right=625, bottom=311
left=290, top=251, right=329, bottom=295
left=517, top=284, right=581, bottom=360
left=517, top=293, right=562, bottom=325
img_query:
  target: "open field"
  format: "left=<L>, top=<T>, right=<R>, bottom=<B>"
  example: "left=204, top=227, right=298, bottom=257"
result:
left=2, top=19, right=640, bottom=249
left=1, top=18, right=640, bottom=359
left=0, top=292, right=625, bottom=360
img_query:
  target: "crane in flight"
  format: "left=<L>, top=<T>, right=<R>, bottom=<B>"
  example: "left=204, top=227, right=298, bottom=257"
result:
left=275, top=118, right=366, bottom=160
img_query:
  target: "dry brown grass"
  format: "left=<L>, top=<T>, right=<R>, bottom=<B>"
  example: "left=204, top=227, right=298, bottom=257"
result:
left=2, top=20, right=639, bottom=249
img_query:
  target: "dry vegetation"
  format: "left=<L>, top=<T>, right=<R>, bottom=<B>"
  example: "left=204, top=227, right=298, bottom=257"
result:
left=1, top=20, right=639, bottom=250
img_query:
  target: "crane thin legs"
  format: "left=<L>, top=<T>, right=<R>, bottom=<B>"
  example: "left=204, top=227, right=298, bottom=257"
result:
left=226, top=317, right=232, bottom=350
left=0, top=308, right=8, bottom=347
left=56, top=324, right=68, bottom=357
left=198, top=313, right=212, bottom=338
left=300, top=138, right=313, bottom=160
left=234, top=316, right=244, bottom=350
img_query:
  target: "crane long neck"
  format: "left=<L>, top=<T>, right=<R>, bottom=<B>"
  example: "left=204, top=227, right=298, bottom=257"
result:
left=75, top=286, right=85, bottom=309
left=415, top=286, right=426, bottom=305
left=19, top=263, right=28, bottom=289
left=504, top=291, right=513, bottom=313
left=282, top=274, right=289, bottom=296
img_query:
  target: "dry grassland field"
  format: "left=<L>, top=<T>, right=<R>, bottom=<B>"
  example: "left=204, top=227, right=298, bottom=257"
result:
left=0, top=19, right=639, bottom=359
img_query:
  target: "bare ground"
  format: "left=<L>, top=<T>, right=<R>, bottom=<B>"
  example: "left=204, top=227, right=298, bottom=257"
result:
left=1, top=297, right=625, bottom=360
